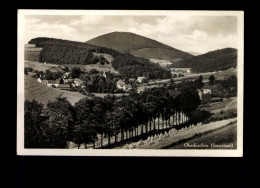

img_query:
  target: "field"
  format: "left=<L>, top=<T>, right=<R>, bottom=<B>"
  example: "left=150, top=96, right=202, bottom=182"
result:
left=92, top=52, right=114, bottom=62
left=24, top=52, right=41, bottom=61
left=210, top=68, right=237, bottom=80
left=200, top=97, right=237, bottom=114
left=25, top=60, right=59, bottom=72
left=118, top=118, right=237, bottom=149
left=65, top=63, right=119, bottom=74
left=149, top=58, right=172, bottom=68
left=168, top=121, right=237, bottom=149
left=25, top=60, right=119, bottom=74
left=25, top=75, right=87, bottom=105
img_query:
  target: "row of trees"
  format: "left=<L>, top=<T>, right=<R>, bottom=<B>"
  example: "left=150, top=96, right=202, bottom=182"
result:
left=25, top=80, right=202, bottom=149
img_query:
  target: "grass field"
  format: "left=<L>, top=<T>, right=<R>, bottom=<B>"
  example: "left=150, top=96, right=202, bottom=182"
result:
left=168, top=121, right=237, bottom=149
left=25, top=75, right=87, bottom=105
left=25, top=60, right=119, bottom=74
left=120, top=118, right=237, bottom=149
left=65, top=63, right=119, bottom=74
left=201, top=97, right=237, bottom=112
left=25, top=61, right=59, bottom=72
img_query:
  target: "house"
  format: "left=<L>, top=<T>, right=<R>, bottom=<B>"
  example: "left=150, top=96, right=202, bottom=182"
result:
left=125, top=84, right=132, bottom=91
left=137, top=77, right=147, bottom=83
left=47, top=80, right=60, bottom=88
left=57, top=84, right=70, bottom=91
left=37, top=78, right=42, bottom=83
left=102, top=72, right=107, bottom=78
left=62, top=72, right=70, bottom=79
left=137, top=87, right=145, bottom=93
left=203, top=89, right=211, bottom=94
left=74, top=78, right=84, bottom=87
left=116, top=80, right=126, bottom=90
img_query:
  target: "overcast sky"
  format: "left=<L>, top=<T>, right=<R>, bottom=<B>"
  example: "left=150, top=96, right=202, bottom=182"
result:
left=25, top=15, right=237, bottom=54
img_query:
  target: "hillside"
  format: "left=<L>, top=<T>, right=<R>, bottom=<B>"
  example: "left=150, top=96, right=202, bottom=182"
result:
left=25, top=75, right=87, bottom=105
left=28, top=37, right=122, bottom=65
left=171, top=48, right=237, bottom=73
left=27, top=37, right=171, bottom=79
left=111, top=54, right=172, bottom=79
left=86, top=32, right=193, bottom=61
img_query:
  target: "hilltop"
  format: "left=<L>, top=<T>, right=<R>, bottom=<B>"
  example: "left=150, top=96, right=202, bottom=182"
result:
left=25, top=75, right=87, bottom=105
left=86, top=31, right=193, bottom=61
left=171, top=48, right=237, bottom=73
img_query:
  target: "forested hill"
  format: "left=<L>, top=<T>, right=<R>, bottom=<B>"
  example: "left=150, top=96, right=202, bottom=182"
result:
left=28, top=37, right=122, bottom=64
left=86, top=32, right=193, bottom=61
left=28, top=37, right=171, bottom=79
left=111, top=54, right=172, bottom=79
left=171, top=48, right=237, bottom=73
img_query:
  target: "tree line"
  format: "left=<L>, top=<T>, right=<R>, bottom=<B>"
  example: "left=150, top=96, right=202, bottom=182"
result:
left=25, top=80, right=202, bottom=149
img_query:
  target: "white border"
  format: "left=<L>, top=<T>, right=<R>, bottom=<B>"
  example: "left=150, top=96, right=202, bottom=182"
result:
left=17, top=10, right=244, bottom=157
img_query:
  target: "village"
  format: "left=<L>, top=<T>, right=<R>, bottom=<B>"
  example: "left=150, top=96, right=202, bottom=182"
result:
left=25, top=60, right=215, bottom=101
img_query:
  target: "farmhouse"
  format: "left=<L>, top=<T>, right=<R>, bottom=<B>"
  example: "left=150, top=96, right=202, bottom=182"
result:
left=57, top=84, right=70, bottom=91
left=116, top=80, right=126, bottom=90
left=47, top=80, right=60, bottom=88
left=137, top=77, right=147, bottom=83
left=74, top=78, right=84, bottom=87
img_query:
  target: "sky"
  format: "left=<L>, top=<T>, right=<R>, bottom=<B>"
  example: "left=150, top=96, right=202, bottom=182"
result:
left=25, top=15, right=238, bottom=54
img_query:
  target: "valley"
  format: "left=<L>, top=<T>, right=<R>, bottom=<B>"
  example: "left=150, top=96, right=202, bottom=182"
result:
left=23, top=31, right=239, bottom=150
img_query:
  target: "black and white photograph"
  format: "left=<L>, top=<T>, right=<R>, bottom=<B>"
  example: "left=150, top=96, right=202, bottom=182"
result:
left=17, top=10, right=244, bottom=156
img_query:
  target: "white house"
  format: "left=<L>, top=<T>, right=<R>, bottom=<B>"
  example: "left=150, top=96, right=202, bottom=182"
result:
left=116, top=80, right=126, bottom=90
left=203, top=89, right=211, bottom=94
left=137, top=77, right=147, bottom=83
left=37, top=78, right=42, bottom=83
left=74, top=78, right=84, bottom=87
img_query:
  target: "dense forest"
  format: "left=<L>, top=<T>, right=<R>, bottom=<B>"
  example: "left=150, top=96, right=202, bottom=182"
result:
left=80, top=69, right=119, bottom=93
left=29, top=37, right=122, bottom=65
left=111, top=54, right=172, bottom=79
left=171, top=48, right=237, bottom=73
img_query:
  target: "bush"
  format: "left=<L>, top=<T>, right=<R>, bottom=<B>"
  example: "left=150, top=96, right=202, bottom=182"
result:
left=24, top=67, right=33, bottom=75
